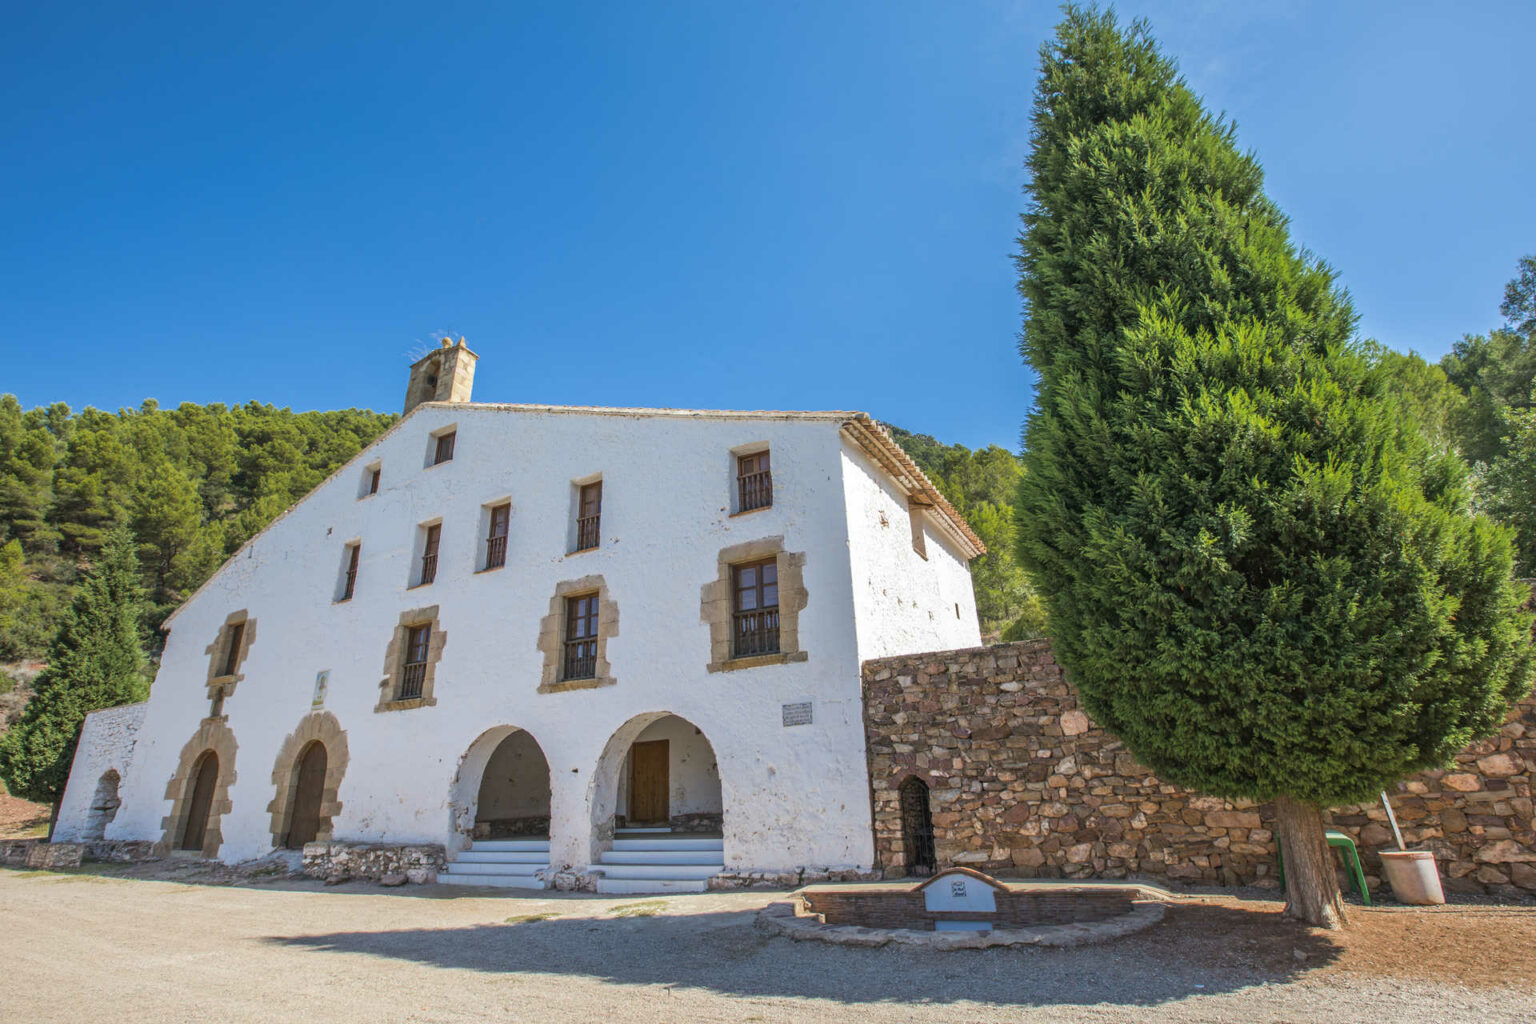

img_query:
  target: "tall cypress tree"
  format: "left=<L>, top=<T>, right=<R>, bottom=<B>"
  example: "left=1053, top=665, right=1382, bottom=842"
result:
left=1014, top=7, right=1533, bottom=927
left=0, top=526, right=148, bottom=811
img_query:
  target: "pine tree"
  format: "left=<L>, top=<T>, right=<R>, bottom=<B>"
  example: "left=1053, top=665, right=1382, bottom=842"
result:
left=0, top=527, right=148, bottom=810
left=1013, top=7, right=1533, bottom=927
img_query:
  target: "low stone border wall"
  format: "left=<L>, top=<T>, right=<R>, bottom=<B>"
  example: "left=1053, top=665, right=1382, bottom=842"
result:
left=301, top=842, right=444, bottom=884
left=863, top=639, right=1536, bottom=896
left=0, top=839, right=39, bottom=866
left=755, top=898, right=1165, bottom=950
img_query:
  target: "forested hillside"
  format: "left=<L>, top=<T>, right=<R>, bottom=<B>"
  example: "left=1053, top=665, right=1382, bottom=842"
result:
left=887, top=426, right=1046, bottom=641
left=0, top=398, right=395, bottom=659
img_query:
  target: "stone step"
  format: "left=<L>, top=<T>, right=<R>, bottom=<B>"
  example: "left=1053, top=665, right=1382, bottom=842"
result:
left=600, top=849, right=724, bottom=866
left=596, top=876, right=709, bottom=895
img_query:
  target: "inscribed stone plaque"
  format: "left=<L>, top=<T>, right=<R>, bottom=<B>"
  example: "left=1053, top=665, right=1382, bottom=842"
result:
left=782, top=701, right=813, bottom=727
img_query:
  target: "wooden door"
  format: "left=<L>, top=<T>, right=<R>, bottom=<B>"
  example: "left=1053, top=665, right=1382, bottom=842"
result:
left=286, top=742, right=328, bottom=848
left=180, top=752, right=219, bottom=852
left=628, top=740, right=669, bottom=826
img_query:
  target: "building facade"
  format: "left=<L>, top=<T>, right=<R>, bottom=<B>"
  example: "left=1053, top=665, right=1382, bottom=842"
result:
left=56, top=341, right=984, bottom=892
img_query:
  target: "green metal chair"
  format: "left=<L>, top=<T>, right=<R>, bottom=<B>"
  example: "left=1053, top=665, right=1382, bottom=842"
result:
left=1277, top=829, right=1371, bottom=905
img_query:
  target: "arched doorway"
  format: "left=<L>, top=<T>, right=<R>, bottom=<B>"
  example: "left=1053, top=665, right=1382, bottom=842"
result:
left=586, top=713, right=725, bottom=892
left=899, top=776, right=937, bottom=877
left=284, top=741, right=328, bottom=848
left=180, top=751, right=219, bottom=852
left=450, top=726, right=551, bottom=842
left=85, top=770, right=121, bottom=841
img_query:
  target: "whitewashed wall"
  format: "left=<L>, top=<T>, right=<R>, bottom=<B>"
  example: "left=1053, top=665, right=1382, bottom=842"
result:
left=53, top=703, right=146, bottom=843
left=841, top=442, right=981, bottom=660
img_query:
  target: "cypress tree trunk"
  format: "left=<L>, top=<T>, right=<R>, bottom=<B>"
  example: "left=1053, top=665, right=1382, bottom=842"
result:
left=1275, top=794, right=1348, bottom=929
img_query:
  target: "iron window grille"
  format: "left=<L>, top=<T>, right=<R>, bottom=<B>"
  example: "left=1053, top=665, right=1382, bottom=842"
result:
left=731, top=558, right=780, bottom=658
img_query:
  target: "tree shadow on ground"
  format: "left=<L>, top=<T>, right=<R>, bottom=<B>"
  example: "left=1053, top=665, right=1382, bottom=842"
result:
left=267, top=902, right=1341, bottom=1008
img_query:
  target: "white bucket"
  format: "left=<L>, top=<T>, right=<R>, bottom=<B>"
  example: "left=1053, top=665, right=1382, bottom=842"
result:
left=1378, top=850, right=1445, bottom=905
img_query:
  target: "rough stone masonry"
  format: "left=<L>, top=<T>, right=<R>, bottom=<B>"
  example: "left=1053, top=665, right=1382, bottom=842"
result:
left=862, top=639, right=1536, bottom=896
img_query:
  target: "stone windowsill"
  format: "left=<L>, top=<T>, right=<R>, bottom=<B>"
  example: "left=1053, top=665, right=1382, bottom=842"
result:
left=538, top=675, right=617, bottom=695
left=474, top=564, right=506, bottom=575
left=407, top=581, right=434, bottom=591
left=565, top=544, right=601, bottom=558
left=710, top=650, right=808, bottom=674
left=375, top=696, right=438, bottom=713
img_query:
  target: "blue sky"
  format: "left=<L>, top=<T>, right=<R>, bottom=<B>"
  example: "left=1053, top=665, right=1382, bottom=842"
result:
left=2, top=1, right=1532, bottom=451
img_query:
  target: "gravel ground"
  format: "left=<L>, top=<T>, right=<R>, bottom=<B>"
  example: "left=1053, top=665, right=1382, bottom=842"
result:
left=3, top=866, right=1533, bottom=1024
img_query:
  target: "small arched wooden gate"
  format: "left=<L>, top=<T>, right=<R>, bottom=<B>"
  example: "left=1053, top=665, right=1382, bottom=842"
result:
left=180, top=751, right=220, bottom=852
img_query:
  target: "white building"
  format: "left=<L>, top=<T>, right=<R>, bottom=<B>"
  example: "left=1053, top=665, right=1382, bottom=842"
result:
left=55, top=340, right=982, bottom=892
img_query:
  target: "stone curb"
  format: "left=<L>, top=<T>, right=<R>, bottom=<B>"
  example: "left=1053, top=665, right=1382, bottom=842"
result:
left=753, top=900, right=1166, bottom=950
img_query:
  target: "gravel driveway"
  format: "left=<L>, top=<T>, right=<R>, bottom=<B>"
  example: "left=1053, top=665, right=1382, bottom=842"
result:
left=3, top=867, right=1532, bottom=1023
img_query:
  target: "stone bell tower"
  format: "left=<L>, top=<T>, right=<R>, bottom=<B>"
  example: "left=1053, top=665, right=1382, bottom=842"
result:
left=404, top=337, right=478, bottom=415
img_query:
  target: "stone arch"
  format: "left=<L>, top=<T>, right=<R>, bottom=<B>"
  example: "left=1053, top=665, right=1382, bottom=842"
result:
left=159, top=718, right=238, bottom=858
left=587, top=712, right=723, bottom=863
left=266, top=712, right=349, bottom=848
left=449, top=726, right=551, bottom=850
left=84, top=770, right=122, bottom=842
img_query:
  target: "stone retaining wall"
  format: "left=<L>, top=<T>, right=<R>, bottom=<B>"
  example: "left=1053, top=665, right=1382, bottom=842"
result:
left=862, top=639, right=1536, bottom=896
left=301, top=841, right=444, bottom=884
left=801, top=888, right=1134, bottom=929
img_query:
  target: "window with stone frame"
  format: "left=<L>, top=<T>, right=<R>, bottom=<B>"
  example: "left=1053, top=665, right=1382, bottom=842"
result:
left=401, top=623, right=431, bottom=699
left=221, top=622, right=245, bottom=676
left=731, top=558, right=780, bottom=658
left=563, top=594, right=599, bottom=680
left=737, top=450, right=772, bottom=512
left=367, top=466, right=381, bottom=495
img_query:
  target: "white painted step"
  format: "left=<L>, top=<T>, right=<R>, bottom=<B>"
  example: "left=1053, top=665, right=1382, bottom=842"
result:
left=595, top=862, right=723, bottom=881
left=472, top=839, right=551, bottom=853
left=444, top=860, right=543, bottom=877
left=456, top=850, right=548, bottom=865
left=610, top=837, right=723, bottom=852
left=601, top=849, right=722, bottom=866
left=440, top=872, right=547, bottom=890
left=597, top=877, right=710, bottom=895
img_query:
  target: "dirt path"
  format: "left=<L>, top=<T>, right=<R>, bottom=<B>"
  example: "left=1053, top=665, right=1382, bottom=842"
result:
left=3, top=867, right=1532, bottom=1023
